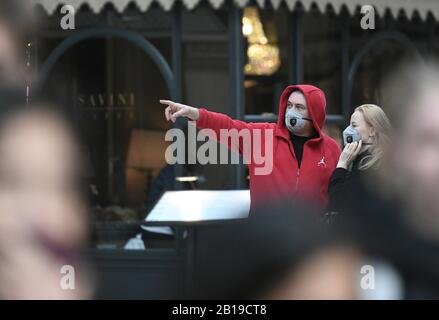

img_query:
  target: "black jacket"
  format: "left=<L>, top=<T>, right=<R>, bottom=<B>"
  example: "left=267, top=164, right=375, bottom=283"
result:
left=327, top=152, right=370, bottom=215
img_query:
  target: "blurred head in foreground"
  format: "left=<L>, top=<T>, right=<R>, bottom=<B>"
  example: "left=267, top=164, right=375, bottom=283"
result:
left=0, top=0, right=32, bottom=86
left=0, top=100, right=92, bottom=299
left=381, top=60, right=439, bottom=243
left=191, top=202, right=363, bottom=299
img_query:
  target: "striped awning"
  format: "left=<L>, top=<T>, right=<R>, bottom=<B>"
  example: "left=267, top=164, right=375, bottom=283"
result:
left=32, top=0, right=439, bottom=20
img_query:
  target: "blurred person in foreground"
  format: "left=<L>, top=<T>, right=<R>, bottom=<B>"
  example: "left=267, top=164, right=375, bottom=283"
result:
left=189, top=202, right=369, bottom=300
left=327, top=104, right=392, bottom=218
left=0, top=0, right=32, bottom=87
left=337, top=60, right=439, bottom=299
left=0, top=101, right=93, bottom=299
left=382, top=61, right=439, bottom=245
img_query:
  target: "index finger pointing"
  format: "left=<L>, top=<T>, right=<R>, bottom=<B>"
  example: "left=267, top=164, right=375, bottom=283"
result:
left=159, top=99, right=174, bottom=106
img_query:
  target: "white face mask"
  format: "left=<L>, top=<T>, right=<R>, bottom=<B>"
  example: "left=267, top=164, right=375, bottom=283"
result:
left=285, top=109, right=312, bottom=134
left=342, top=126, right=361, bottom=145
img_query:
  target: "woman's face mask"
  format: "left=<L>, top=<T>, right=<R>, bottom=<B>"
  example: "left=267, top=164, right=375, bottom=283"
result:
left=342, top=126, right=361, bottom=145
left=285, top=109, right=312, bottom=134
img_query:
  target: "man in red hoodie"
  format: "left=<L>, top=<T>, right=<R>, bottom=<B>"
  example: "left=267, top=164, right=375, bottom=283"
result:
left=160, top=85, right=341, bottom=211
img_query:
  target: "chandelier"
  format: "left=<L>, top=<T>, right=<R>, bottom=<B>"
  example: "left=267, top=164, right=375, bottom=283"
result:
left=242, top=7, right=281, bottom=76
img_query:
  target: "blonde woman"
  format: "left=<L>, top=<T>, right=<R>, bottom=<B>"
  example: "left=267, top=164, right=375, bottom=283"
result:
left=327, top=104, right=392, bottom=214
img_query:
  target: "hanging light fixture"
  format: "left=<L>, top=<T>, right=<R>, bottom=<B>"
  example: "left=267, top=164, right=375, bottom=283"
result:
left=242, top=7, right=281, bottom=76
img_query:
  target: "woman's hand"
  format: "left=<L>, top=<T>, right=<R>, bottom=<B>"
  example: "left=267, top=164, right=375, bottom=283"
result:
left=337, top=140, right=362, bottom=169
left=160, top=99, right=200, bottom=123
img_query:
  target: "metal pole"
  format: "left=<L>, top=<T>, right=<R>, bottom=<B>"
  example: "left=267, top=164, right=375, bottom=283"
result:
left=172, top=1, right=184, bottom=191
left=172, top=1, right=182, bottom=102
left=341, top=10, right=350, bottom=126
left=289, top=8, right=304, bottom=84
left=106, top=12, right=114, bottom=200
left=228, top=2, right=244, bottom=189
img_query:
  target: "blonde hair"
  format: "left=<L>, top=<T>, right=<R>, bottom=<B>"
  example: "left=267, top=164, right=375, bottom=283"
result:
left=354, top=104, right=392, bottom=170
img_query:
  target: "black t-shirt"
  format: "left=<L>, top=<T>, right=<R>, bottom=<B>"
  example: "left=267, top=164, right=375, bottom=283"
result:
left=290, top=133, right=316, bottom=168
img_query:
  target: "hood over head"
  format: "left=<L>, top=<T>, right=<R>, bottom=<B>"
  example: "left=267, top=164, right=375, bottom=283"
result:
left=276, top=84, right=327, bottom=140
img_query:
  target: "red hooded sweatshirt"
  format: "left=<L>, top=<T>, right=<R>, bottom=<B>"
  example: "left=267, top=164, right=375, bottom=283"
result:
left=195, top=84, right=341, bottom=211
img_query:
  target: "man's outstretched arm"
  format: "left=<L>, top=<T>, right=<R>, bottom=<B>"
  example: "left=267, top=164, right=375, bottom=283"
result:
left=160, top=99, right=264, bottom=155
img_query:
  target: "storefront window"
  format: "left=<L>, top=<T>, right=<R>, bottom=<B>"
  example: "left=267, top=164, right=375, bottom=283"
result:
left=39, top=31, right=174, bottom=248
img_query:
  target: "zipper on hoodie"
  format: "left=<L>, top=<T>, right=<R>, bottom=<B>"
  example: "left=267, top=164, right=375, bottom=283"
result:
left=295, top=141, right=306, bottom=192
left=288, top=138, right=303, bottom=193
left=295, top=168, right=300, bottom=192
